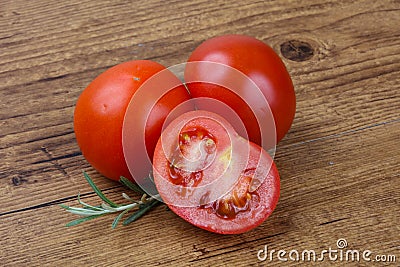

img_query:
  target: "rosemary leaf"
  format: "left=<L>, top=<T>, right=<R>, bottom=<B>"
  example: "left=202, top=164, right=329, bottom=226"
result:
left=119, top=176, right=145, bottom=194
left=111, top=209, right=130, bottom=229
left=77, top=193, right=104, bottom=211
left=60, top=205, right=107, bottom=216
left=123, top=199, right=160, bottom=225
left=82, top=205, right=103, bottom=211
left=66, top=214, right=104, bottom=227
left=122, top=192, right=139, bottom=203
left=83, top=172, right=119, bottom=208
left=101, top=202, right=119, bottom=212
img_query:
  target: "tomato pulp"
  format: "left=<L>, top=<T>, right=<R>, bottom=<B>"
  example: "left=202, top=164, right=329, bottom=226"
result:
left=153, top=110, right=280, bottom=234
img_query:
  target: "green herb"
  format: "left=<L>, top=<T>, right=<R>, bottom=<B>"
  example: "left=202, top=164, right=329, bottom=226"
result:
left=60, top=172, right=161, bottom=228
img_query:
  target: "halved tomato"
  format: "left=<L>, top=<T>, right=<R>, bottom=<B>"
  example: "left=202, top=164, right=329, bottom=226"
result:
left=153, top=110, right=280, bottom=234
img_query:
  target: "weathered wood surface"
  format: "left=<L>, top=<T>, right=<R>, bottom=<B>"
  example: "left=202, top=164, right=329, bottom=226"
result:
left=1, top=0, right=399, bottom=266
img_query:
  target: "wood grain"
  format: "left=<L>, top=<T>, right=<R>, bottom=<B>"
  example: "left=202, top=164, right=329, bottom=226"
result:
left=1, top=0, right=399, bottom=266
left=1, top=111, right=398, bottom=266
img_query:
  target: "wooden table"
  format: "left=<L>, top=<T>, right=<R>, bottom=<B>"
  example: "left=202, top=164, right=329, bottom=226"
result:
left=1, top=0, right=399, bottom=266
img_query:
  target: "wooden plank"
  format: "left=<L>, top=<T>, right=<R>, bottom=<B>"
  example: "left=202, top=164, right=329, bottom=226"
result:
left=0, top=117, right=398, bottom=266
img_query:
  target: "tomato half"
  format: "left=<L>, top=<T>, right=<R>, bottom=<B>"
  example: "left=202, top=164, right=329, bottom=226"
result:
left=153, top=110, right=280, bottom=234
left=185, top=34, right=296, bottom=144
left=74, top=60, right=191, bottom=181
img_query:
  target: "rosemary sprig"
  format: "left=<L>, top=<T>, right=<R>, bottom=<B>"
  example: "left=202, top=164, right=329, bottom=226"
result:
left=60, top=172, right=161, bottom=228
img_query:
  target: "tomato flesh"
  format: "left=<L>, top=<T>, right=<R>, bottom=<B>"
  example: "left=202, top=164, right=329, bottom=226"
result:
left=203, top=174, right=253, bottom=219
left=168, top=127, right=216, bottom=188
left=153, top=110, right=280, bottom=234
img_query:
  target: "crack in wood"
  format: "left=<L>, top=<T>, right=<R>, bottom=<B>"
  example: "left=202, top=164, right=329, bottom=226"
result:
left=1, top=167, right=58, bottom=181
left=33, top=151, right=82, bottom=165
left=0, top=106, right=75, bottom=121
left=0, top=195, right=81, bottom=217
left=36, top=74, right=68, bottom=83
left=0, top=185, right=122, bottom=217
left=312, top=8, right=400, bottom=32
left=25, top=130, right=75, bottom=144
left=0, top=64, right=113, bottom=91
left=299, top=59, right=400, bottom=87
left=319, top=217, right=348, bottom=226
left=39, top=146, right=69, bottom=177
left=0, top=33, right=17, bottom=40
left=320, top=67, right=400, bottom=92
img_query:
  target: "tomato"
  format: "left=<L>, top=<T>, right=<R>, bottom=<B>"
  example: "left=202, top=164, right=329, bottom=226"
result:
left=74, top=60, right=191, bottom=181
left=153, top=110, right=280, bottom=234
left=185, top=34, right=296, bottom=144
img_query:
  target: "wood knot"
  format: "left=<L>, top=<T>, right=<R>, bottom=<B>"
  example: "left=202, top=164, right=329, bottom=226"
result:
left=280, top=40, right=314, bottom=62
left=11, top=176, right=28, bottom=186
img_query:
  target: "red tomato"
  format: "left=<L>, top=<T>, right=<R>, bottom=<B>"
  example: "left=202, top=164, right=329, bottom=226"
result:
left=74, top=60, right=191, bottom=181
left=185, top=34, right=296, bottom=144
left=153, top=110, right=280, bottom=234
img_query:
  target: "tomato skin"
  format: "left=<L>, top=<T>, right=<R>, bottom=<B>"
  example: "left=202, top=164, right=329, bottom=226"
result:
left=74, top=60, right=191, bottom=181
left=153, top=110, right=280, bottom=234
left=186, top=34, right=296, bottom=144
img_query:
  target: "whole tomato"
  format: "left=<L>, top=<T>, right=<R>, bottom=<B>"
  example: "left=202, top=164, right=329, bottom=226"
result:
left=74, top=60, right=191, bottom=181
left=185, top=34, right=296, bottom=145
